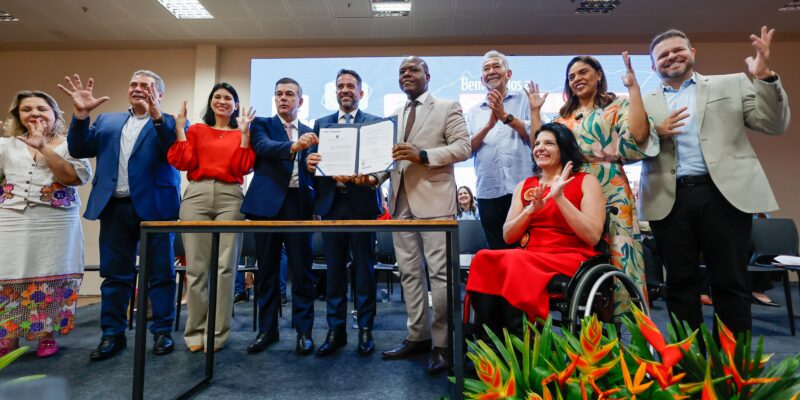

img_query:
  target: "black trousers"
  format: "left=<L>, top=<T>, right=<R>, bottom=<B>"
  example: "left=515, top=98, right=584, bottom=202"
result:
left=477, top=194, right=515, bottom=250
left=469, top=292, right=524, bottom=339
left=650, top=180, right=752, bottom=336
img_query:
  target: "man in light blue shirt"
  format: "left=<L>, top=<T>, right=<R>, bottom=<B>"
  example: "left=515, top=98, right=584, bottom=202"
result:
left=661, top=74, right=707, bottom=178
left=465, top=50, right=532, bottom=249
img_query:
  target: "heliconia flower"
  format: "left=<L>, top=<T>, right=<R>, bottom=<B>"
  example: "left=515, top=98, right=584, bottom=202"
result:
left=619, top=355, right=654, bottom=399
left=473, top=371, right=516, bottom=400
left=701, top=364, right=719, bottom=400
left=632, top=304, right=696, bottom=368
left=575, top=315, right=618, bottom=372
left=526, top=385, right=552, bottom=400
left=541, top=356, right=578, bottom=388
left=474, top=353, right=501, bottom=388
left=629, top=351, right=687, bottom=389
left=722, top=363, right=781, bottom=391
left=716, top=316, right=737, bottom=359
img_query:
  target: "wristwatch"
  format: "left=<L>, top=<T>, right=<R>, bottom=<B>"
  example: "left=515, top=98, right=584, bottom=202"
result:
left=419, top=150, right=429, bottom=165
left=502, top=114, right=514, bottom=125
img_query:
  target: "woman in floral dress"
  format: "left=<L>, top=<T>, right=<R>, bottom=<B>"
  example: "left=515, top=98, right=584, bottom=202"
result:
left=527, top=54, right=659, bottom=314
left=0, top=91, right=92, bottom=357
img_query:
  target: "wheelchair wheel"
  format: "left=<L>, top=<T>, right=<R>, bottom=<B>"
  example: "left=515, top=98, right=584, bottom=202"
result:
left=566, top=264, right=650, bottom=338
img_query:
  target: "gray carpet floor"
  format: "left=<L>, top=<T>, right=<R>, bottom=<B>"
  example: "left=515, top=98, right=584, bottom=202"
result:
left=3, top=283, right=799, bottom=399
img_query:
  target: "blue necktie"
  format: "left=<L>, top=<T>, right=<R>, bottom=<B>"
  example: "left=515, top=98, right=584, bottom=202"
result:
left=343, top=113, right=353, bottom=124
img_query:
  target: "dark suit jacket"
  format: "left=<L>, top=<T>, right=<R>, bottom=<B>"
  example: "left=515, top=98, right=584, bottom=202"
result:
left=241, top=115, right=314, bottom=218
left=308, top=110, right=383, bottom=218
left=67, top=113, right=181, bottom=221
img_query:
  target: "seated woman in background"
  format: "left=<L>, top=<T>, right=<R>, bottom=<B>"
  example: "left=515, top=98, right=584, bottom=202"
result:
left=0, top=91, right=92, bottom=357
left=456, top=186, right=479, bottom=221
left=167, top=83, right=255, bottom=353
left=465, top=122, right=605, bottom=335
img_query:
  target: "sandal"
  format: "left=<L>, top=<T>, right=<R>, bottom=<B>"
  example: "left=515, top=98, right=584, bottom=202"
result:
left=37, top=338, right=59, bottom=358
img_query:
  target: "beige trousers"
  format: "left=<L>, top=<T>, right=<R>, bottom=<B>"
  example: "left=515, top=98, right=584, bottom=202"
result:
left=180, top=180, right=244, bottom=349
left=392, top=187, right=451, bottom=348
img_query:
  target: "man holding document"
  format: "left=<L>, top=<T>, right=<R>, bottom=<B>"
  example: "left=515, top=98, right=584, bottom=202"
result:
left=306, top=69, right=383, bottom=356
left=377, top=56, right=471, bottom=374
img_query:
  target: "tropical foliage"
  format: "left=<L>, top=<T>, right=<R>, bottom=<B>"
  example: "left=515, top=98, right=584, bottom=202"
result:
left=455, top=305, right=800, bottom=399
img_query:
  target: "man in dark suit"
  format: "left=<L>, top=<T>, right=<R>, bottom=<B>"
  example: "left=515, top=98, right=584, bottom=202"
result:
left=241, top=77, right=319, bottom=355
left=306, top=69, right=382, bottom=356
left=60, top=71, right=181, bottom=361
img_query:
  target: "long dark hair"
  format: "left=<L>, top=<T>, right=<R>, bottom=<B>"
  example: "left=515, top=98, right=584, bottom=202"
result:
left=456, top=186, right=477, bottom=217
left=202, top=83, right=240, bottom=128
left=559, top=56, right=616, bottom=118
left=532, top=122, right=586, bottom=176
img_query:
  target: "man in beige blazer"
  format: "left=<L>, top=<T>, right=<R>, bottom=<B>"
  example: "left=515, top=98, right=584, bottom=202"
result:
left=639, top=27, right=790, bottom=336
left=370, top=56, right=470, bottom=374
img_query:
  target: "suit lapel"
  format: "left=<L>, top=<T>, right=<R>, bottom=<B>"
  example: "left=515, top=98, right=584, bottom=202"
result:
left=694, top=73, right=710, bottom=134
left=354, top=110, right=366, bottom=124
left=407, top=95, right=434, bottom=143
left=111, top=113, right=128, bottom=162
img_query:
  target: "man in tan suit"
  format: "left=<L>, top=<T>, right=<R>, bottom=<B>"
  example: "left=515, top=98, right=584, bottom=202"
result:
left=639, top=27, right=790, bottom=336
left=371, top=56, right=470, bottom=374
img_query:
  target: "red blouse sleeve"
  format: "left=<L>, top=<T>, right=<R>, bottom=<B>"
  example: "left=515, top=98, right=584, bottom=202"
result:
left=229, top=144, right=255, bottom=177
left=167, top=125, right=200, bottom=171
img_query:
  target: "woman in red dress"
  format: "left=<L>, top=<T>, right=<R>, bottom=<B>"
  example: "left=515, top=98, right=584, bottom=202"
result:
left=465, top=122, right=605, bottom=335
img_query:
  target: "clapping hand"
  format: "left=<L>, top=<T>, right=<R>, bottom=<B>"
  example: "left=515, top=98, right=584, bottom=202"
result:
left=175, top=101, right=188, bottom=140
left=523, top=81, right=548, bottom=111
left=523, top=183, right=547, bottom=215
left=17, top=119, right=47, bottom=150
left=487, top=89, right=506, bottom=121
left=655, top=106, right=690, bottom=138
left=238, top=106, right=256, bottom=136
left=746, top=26, right=775, bottom=80
left=621, top=51, right=639, bottom=88
left=545, top=161, right=575, bottom=200
left=145, top=82, right=162, bottom=120
left=57, top=74, right=110, bottom=120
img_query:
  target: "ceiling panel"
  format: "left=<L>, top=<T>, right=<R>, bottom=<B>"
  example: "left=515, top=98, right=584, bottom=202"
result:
left=112, top=0, right=172, bottom=19
left=413, top=17, right=452, bottom=37
left=336, top=18, right=374, bottom=37
left=201, top=0, right=252, bottom=18
left=494, top=0, right=538, bottom=17
left=243, top=0, right=292, bottom=20
left=257, top=19, right=303, bottom=39
left=372, top=18, right=411, bottom=37
left=328, top=0, right=372, bottom=18
left=296, top=18, right=338, bottom=37
left=414, top=0, right=454, bottom=18
left=450, top=16, right=488, bottom=36
left=104, top=20, right=160, bottom=40
left=285, top=0, right=332, bottom=18
left=181, top=20, right=233, bottom=39
left=218, top=18, right=265, bottom=39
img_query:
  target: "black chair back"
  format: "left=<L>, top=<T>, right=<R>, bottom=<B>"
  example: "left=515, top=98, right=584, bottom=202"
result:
left=457, top=220, right=488, bottom=255
left=750, top=218, right=799, bottom=265
left=375, top=231, right=396, bottom=264
left=240, top=232, right=257, bottom=258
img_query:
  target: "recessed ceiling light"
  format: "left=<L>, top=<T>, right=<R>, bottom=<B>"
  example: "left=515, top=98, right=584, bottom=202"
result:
left=372, top=0, right=412, bottom=17
left=779, top=0, right=800, bottom=11
left=574, top=0, right=622, bottom=14
left=0, top=10, right=19, bottom=22
left=156, top=0, right=214, bottom=19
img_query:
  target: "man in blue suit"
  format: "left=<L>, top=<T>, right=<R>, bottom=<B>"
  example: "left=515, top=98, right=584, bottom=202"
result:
left=241, top=77, right=319, bottom=355
left=59, top=71, right=181, bottom=361
left=306, top=69, right=382, bottom=356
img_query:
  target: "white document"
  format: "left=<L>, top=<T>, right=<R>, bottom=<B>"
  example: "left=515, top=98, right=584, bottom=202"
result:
left=315, top=117, right=396, bottom=176
left=357, top=119, right=396, bottom=175
left=773, top=255, right=800, bottom=266
left=315, top=127, right=358, bottom=176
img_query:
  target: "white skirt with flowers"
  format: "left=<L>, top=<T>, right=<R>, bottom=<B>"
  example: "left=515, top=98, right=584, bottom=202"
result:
left=0, top=205, right=83, bottom=341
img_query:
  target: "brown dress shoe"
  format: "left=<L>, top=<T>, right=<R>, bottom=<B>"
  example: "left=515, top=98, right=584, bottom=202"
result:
left=381, top=339, right=432, bottom=359
left=425, top=346, right=448, bottom=374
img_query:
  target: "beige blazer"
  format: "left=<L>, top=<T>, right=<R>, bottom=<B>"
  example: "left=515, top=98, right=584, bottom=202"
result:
left=639, top=73, right=791, bottom=221
left=380, top=93, right=471, bottom=219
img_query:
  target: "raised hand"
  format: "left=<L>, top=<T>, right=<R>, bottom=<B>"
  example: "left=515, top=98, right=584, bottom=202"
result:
left=145, top=82, right=162, bottom=120
left=524, top=81, right=548, bottom=110
left=17, top=119, right=47, bottom=150
left=57, top=74, right=110, bottom=120
left=746, top=26, right=775, bottom=80
left=545, top=161, right=575, bottom=200
left=655, top=106, right=690, bottom=138
left=175, top=101, right=188, bottom=140
left=238, top=106, right=256, bottom=135
left=621, top=51, right=639, bottom=88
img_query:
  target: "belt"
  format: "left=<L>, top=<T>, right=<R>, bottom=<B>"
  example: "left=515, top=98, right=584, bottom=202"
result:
left=335, top=186, right=349, bottom=194
left=676, top=174, right=711, bottom=188
left=111, top=196, right=132, bottom=203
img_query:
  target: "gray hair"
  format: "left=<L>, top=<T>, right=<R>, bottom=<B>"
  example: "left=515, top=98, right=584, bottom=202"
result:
left=131, top=70, right=165, bottom=95
left=482, top=50, right=509, bottom=70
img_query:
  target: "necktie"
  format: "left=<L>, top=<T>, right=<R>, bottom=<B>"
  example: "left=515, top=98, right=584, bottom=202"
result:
left=284, top=123, right=294, bottom=141
left=343, top=113, right=353, bottom=124
left=403, top=100, right=418, bottom=142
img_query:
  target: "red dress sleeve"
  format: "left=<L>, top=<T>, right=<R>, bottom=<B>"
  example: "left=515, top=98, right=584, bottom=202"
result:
left=167, top=124, right=200, bottom=171
left=229, top=144, right=255, bottom=177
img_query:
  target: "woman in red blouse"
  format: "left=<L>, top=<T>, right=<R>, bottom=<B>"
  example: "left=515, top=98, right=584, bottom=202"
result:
left=168, top=83, right=255, bottom=352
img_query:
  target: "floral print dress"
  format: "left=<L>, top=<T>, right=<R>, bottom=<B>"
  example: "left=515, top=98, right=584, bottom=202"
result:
left=0, top=137, right=91, bottom=341
left=554, top=96, right=658, bottom=315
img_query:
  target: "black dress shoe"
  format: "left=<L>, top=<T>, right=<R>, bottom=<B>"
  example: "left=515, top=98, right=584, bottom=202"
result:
left=89, top=333, right=127, bottom=361
left=425, top=346, right=448, bottom=374
left=316, top=329, right=347, bottom=356
left=381, top=338, right=431, bottom=359
left=357, top=328, right=374, bottom=356
left=296, top=332, right=315, bottom=355
left=247, top=332, right=279, bottom=353
left=153, top=333, right=175, bottom=355
left=233, top=291, right=249, bottom=305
